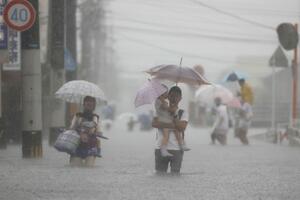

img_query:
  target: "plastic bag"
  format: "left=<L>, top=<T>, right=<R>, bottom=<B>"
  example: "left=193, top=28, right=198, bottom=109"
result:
left=54, top=130, right=80, bottom=154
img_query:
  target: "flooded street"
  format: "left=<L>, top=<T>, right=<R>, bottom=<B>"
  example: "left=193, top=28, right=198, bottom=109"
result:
left=0, top=0, right=299, bottom=200
left=1, top=124, right=299, bottom=200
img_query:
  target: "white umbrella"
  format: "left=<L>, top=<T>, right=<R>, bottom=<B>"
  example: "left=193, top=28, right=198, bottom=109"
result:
left=195, top=84, right=234, bottom=106
left=55, top=80, right=106, bottom=103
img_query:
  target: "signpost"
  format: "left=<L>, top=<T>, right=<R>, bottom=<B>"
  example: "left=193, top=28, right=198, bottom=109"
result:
left=47, top=0, right=65, bottom=145
left=3, top=0, right=42, bottom=158
left=276, top=23, right=299, bottom=128
left=3, top=0, right=36, bottom=32
left=0, top=0, right=7, bottom=149
left=269, top=46, right=288, bottom=136
left=3, top=28, right=20, bottom=70
left=0, top=0, right=8, bottom=62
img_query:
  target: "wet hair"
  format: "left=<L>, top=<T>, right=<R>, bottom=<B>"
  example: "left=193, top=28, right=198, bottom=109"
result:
left=161, top=84, right=168, bottom=93
left=214, top=97, right=222, bottom=104
left=83, top=96, right=96, bottom=104
left=169, top=86, right=182, bottom=96
left=238, top=78, right=245, bottom=84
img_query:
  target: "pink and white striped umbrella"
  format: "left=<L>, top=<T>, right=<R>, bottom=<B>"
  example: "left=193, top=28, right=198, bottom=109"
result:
left=134, top=79, right=168, bottom=108
left=227, top=97, right=242, bottom=108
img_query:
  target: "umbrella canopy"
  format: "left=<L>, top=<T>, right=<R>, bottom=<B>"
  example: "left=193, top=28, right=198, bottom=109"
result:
left=134, top=79, right=167, bottom=108
left=195, top=84, right=234, bottom=106
left=55, top=80, right=106, bottom=103
left=146, top=64, right=211, bottom=86
left=222, top=70, right=247, bottom=82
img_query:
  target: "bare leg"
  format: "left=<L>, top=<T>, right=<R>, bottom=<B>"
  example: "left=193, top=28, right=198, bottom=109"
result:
left=239, top=129, right=249, bottom=145
left=174, top=130, right=190, bottom=151
left=211, top=132, right=216, bottom=144
left=161, top=129, right=170, bottom=146
left=174, top=130, right=183, bottom=145
left=96, top=139, right=102, bottom=157
left=160, top=129, right=173, bottom=157
left=69, top=156, right=83, bottom=167
left=217, top=134, right=226, bottom=145
left=85, top=156, right=96, bottom=167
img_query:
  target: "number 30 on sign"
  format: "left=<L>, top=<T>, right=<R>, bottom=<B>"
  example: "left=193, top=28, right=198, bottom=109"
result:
left=3, top=0, right=36, bottom=32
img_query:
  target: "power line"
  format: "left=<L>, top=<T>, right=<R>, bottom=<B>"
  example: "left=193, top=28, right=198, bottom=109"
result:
left=117, top=33, right=268, bottom=66
left=190, top=0, right=275, bottom=31
left=109, top=15, right=273, bottom=40
left=111, top=24, right=275, bottom=43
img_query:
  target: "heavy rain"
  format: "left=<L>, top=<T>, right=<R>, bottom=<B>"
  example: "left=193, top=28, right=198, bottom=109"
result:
left=0, top=0, right=300, bottom=199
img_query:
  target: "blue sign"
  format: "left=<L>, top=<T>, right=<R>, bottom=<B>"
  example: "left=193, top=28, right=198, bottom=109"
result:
left=0, top=23, right=7, bottom=49
left=0, top=0, right=8, bottom=49
left=64, top=48, right=77, bottom=71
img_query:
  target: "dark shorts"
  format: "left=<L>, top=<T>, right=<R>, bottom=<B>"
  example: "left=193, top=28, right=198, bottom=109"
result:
left=155, top=149, right=183, bottom=174
left=72, top=135, right=98, bottom=158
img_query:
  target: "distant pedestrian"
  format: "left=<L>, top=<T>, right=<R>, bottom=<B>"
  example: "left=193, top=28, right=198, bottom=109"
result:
left=127, top=117, right=136, bottom=131
left=235, top=97, right=253, bottom=145
left=238, top=78, right=254, bottom=105
left=210, top=97, right=229, bottom=145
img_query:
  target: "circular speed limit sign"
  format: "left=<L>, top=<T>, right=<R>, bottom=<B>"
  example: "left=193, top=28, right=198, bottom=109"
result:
left=3, top=0, right=36, bottom=31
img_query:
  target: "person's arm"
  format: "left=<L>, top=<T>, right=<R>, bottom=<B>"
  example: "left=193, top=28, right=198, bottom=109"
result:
left=174, top=119, right=188, bottom=132
left=69, top=115, right=78, bottom=130
left=152, top=117, right=176, bottom=129
left=94, top=115, right=101, bottom=133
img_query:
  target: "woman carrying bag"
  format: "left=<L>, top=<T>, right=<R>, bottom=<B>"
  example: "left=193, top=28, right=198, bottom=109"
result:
left=69, top=96, right=102, bottom=167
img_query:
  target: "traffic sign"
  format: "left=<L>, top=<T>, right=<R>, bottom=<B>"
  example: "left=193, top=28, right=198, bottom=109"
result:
left=3, top=0, right=36, bottom=31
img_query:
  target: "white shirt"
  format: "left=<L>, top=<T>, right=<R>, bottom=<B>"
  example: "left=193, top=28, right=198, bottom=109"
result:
left=154, top=99, right=173, bottom=123
left=155, top=108, right=189, bottom=150
left=212, top=105, right=229, bottom=132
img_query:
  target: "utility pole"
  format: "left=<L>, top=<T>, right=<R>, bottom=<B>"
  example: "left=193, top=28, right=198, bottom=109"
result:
left=292, top=24, right=298, bottom=126
left=66, top=0, right=77, bottom=81
left=276, top=23, right=299, bottom=127
left=79, top=0, right=93, bottom=80
left=0, top=0, right=8, bottom=149
left=65, top=0, right=78, bottom=125
left=48, top=0, right=66, bottom=145
left=21, top=0, right=43, bottom=158
left=0, top=63, right=5, bottom=149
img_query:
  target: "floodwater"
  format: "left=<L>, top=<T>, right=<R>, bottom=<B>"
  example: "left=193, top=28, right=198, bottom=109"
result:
left=0, top=122, right=300, bottom=200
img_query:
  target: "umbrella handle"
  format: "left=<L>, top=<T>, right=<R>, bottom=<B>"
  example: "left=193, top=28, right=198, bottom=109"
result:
left=176, top=57, right=183, bottom=84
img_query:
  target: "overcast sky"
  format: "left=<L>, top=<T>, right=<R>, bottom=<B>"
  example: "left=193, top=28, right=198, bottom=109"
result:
left=105, top=0, right=300, bottom=81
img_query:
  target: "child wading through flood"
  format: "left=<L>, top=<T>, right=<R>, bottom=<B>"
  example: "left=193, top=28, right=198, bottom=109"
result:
left=155, top=85, right=190, bottom=157
left=69, top=96, right=108, bottom=167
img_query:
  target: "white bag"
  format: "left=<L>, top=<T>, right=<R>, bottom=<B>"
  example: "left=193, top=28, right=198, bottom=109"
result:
left=54, top=130, right=80, bottom=154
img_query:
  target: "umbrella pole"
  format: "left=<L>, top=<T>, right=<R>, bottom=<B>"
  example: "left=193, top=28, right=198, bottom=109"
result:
left=176, top=57, right=183, bottom=85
